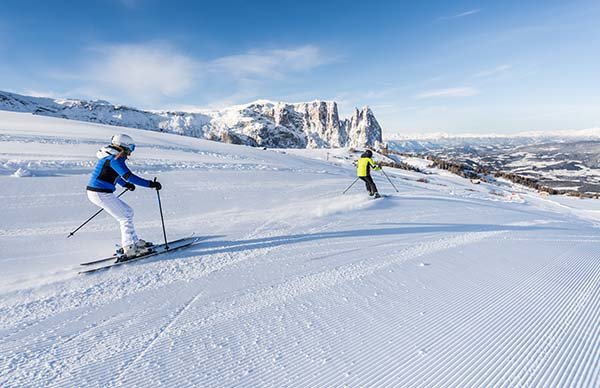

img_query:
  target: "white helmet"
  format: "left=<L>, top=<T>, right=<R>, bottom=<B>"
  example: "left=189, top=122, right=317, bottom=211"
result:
left=111, top=134, right=136, bottom=152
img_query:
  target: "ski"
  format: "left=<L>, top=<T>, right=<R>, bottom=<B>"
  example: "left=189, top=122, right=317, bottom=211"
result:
left=79, top=236, right=199, bottom=274
left=79, top=254, right=120, bottom=266
left=80, top=235, right=195, bottom=266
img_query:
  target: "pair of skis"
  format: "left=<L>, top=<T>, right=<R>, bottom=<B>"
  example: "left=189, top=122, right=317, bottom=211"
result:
left=79, top=236, right=199, bottom=274
left=72, top=179, right=199, bottom=274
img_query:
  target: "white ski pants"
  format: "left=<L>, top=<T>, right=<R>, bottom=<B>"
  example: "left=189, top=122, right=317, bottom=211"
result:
left=87, top=191, right=138, bottom=247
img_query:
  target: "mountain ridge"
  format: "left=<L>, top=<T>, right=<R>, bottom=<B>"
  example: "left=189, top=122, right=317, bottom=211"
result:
left=0, top=90, right=382, bottom=149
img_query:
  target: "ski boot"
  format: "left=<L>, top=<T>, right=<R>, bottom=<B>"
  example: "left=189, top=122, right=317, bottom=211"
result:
left=121, top=239, right=154, bottom=260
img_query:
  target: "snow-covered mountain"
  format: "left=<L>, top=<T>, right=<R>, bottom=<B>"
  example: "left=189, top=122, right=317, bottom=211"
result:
left=0, top=90, right=382, bottom=149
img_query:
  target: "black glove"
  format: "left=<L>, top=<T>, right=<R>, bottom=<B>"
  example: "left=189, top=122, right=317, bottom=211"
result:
left=124, top=182, right=136, bottom=191
left=149, top=180, right=162, bottom=190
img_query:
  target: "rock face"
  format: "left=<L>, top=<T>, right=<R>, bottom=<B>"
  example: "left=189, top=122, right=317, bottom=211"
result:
left=343, top=107, right=383, bottom=149
left=0, top=90, right=383, bottom=149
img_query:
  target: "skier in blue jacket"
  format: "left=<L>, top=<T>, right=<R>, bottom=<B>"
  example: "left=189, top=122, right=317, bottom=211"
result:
left=87, top=134, right=162, bottom=257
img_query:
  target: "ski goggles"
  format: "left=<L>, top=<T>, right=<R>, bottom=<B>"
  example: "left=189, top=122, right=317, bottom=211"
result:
left=124, top=144, right=136, bottom=152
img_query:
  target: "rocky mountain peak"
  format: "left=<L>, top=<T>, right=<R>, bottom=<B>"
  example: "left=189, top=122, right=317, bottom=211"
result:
left=343, top=105, right=383, bottom=149
left=0, top=90, right=383, bottom=149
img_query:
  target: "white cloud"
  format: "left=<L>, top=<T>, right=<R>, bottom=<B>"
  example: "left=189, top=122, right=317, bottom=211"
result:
left=437, top=9, right=481, bottom=21
left=50, top=42, right=333, bottom=107
left=416, top=87, right=479, bottom=99
left=474, top=64, right=512, bottom=78
left=83, top=43, right=200, bottom=104
left=210, top=45, right=330, bottom=80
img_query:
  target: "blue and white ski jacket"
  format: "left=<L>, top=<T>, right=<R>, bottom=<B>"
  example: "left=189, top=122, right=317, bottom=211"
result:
left=87, top=146, right=152, bottom=193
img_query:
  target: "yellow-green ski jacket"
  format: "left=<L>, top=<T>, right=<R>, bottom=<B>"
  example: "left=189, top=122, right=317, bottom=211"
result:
left=357, top=157, right=380, bottom=177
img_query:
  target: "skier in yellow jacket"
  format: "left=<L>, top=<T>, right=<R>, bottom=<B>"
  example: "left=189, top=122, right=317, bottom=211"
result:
left=357, top=150, right=381, bottom=198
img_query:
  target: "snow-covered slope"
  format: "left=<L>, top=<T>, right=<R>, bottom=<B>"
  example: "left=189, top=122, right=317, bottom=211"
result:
left=0, top=90, right=382, bottom=149
left=1, top=111, right=599, bottom=387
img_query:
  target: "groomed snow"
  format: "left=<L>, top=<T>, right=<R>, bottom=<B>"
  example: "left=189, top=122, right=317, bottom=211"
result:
left=0, top=111, right=599, bottom=387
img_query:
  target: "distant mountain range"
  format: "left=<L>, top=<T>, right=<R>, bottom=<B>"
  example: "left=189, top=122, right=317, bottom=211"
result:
left=387, top=136, right=600, bottom=194
left=0, top=90, right=382, bottom=149
left=386, top=130, right=600, bottom=154
left=384, top=127, right=600, bottom=154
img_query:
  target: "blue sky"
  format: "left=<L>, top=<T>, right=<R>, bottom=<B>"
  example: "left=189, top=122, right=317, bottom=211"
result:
left=1, top=0, right=599, bottom=135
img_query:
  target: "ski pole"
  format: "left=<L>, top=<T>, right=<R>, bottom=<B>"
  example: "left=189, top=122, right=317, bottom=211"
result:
left=380, top=168, right=399, bottom=192
left=154, top=178, right=169, bottom=250
left=342, top=177, right=360, bottom=194
left=67, top=188, right=129, bottom=238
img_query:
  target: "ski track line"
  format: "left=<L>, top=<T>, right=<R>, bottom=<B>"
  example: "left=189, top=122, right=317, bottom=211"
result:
left=488, top=250, right=599, bottom=388
left=119, top=238, right=592, bottom=388
left=230, top=290, right=461, bottom=387
left=1, top=227, right=552, bottom=384
left=0, top=222, right=326, bottom=384
left=486, top=253, right=584, bottom=386
left=384, top=245, right=599, bottom=388
left=318, top=242, right=592, bottom=386
left=287, top=242, right=566, bottom=388
left=1, top=290, right=153, bottom=385
left=160, top=230, right=501, bottom=333
left=71, top=230, right=499, bottom=387
left=0, top=311, right=126, bottom=387
left=406, top=248, right=573, bottom=386
left=110, top=292, right=203, bottom=386
left=520, top=258, right=600, bottom=388
left=277, top=240, right=573, bottom=387
left=540, top=280, right=600, bottom=387
left=581, top=301, right=600, bottom=387
left=387, top=245, right=582, bottom=387
left=184, top=238, right=543, bottom=387
left=2, top=286, right=201, bottom=387
left=577, top=296, right=600, bottom=388
left=0, top=278, right=141, bottom=342
left=0, top=269, right=178, bottom=338
left=123, top=286, right=393, bottom=387
left=429, top=248, right=597, bottom=388
left=44, top=230, right=310, bottom=384
left=324, top=242, right=596, bottom=386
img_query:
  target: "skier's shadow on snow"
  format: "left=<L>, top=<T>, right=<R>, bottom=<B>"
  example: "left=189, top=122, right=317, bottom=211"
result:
left=164, top=223, right=566, bottom=262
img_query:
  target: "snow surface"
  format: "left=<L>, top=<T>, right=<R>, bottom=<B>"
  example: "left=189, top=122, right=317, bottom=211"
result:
left=1, top=111, right=599, bottom=387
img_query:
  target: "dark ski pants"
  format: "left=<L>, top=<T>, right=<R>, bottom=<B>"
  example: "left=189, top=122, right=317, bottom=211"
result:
left=359, top=175, right=378, bottom=194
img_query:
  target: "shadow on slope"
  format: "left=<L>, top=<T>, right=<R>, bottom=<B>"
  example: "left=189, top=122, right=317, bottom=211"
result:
left=158, top=223, right=566, bottom=263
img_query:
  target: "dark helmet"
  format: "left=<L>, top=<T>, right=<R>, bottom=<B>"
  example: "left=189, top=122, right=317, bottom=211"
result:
left=363, top=149, right=373, bottom=158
